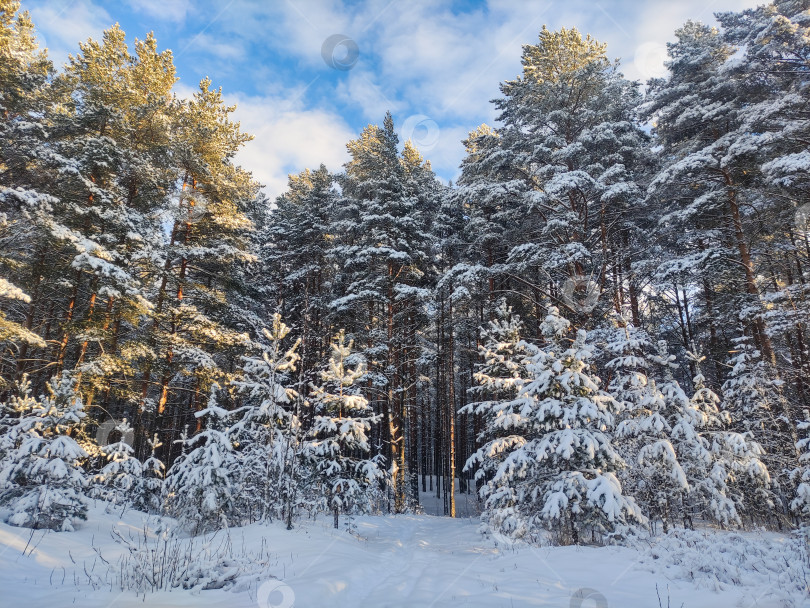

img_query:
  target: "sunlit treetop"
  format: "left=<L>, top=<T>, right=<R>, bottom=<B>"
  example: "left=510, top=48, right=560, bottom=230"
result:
left=0, top=0, right=50, bottom=116
left=520, top=25, right=609, bottom=84
left=462, top=123, right=497, bottom=155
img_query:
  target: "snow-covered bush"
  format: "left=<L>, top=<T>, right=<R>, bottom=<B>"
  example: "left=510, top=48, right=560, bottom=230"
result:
left=92, top=522, right=275, bottom=594
left=637, top=527, right=809, bottom=606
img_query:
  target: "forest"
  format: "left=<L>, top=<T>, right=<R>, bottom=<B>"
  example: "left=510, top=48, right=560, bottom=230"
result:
left=1, top=0, right=810, bottom=567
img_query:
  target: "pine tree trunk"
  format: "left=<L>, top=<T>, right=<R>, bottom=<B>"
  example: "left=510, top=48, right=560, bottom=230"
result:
left=73, top=278, right=100, bottom=390
left=622, top=232, right=641, bottom=326
left=54, top=269, right=81, bottom=374
left=723, top=171, right=775, bottom=364
left=447, top=295, right=456, bottom=518
left=139, top=219, right=178, bottom=410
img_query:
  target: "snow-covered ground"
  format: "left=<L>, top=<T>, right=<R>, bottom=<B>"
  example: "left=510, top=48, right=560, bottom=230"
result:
left=0, top=502, right=807, bottom=607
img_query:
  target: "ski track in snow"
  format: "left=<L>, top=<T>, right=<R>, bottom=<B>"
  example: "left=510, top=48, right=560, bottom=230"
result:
left=0, top=503, right=807, bottom=607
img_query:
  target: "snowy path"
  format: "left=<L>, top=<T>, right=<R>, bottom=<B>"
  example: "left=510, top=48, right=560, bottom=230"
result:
left=0, top=504, right=806, bottom=607
left=282, top=515, right=710, bottom=607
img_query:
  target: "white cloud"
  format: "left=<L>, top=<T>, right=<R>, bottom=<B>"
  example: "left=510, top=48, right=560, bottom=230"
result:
left=373, top=3, right=513, bottom=118
left=227, top=93, right=355, bottom=200
left=349, top=0, right=769, bottom=182
left=210, top=0, right=356, bottom=69
left=412, top=123, right=471, bottom=185
left=125, top=0, right=191, bottom=23
left=178, top=31, right=245, bottom=61
left=336, top=69, right=404, bottom=121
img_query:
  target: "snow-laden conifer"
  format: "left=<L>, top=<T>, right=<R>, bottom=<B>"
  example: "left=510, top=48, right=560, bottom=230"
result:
left=609, top=329, right=688, bottom=532
left=93, top=418, right=141, bottom=507
left=0, top=374, right=89, bottom=531
left=467, top=307, right=643, bottom=544
left=718, top=336, right=793, bottom=517
left=135, top=433, right=164, bottom=513
left=305, top=330, right=385, bottom=529
left=164, top=385, right=239, bottom=533
left=231, top=313, right=302, bottom=526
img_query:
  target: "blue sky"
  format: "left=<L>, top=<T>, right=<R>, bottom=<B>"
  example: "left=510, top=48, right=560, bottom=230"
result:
left=21, top=0, right=758, bottom=199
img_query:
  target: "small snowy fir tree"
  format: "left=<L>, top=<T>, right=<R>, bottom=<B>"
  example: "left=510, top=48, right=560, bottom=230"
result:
left=164, top=385, right=239, bottom=533
left=606, top=325, right=657, bottom=413
left=231, top=313, right=301, bottom=526
left=0, top=374, right=38, bottom=447
left=135, top=433, right=165, bottom=513
left=462, top=304, right=535, bottom=534
left=93, top=419, right=141, bottom=508
left=305, top=330, right=384, bottom=529
left=673, top=354, right=726, bottom=528
left=683, top=352, right=772, bottom=527
left=792, top=411, right=810, bottom=517
left=0, top=374, right=89, bottom=531
left=467, top=300, right=533, bottom=402
left=609, top=331, right=689, bottom=532
left=466, top=307, right=643, bottom=544
left=722, top=335, right=794, bottom=509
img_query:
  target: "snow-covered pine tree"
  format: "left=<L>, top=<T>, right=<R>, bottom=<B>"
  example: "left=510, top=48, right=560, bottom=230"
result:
left=464, top=301, right=533, bottom=428
left=722, top=336, right=790, bottom=433
left=0, top=0, right=50, bottom=119
left=673, top=353, right=722, bottom=528
left=0, top=13, right=262, bottom=473
left=792, top=408, right=810, bottom=517
left=608, top=329, right=688, bottom=532
left=0, top=374, right=37, bottom=443
left=231, top=313, right=301, bottom=526
left=16, top=25, right=178, bottom=413
left=0, top=272, right=46, bottom=363
left=0, top=374, right=89, bottom=531
left=139, top=75, right=258, bottom=460
left=0, top=0, right=52, bottom=381
left=452, top=124, right=517, bottom=320
left=329, top=113, right=434, bottom=512
left=683, top=352, right=772, bottom=527
left=718, top=0, right=810, bottom=412
left=163, top=385, right=239, bottom=533
left=305, top=330, right=384, bottom=529
left=467, top=307, right=643, bottom=544
left=606, top=324, right=657, bottom=413
left=467, top=27, right=652, bottom=329
left=462, top=304, right=536, bottom=537
left=643, top=20, right=775, bottom=369
left=264, top=166, right=337, bottom=390
left=721, top=335, right=796, bottom=515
